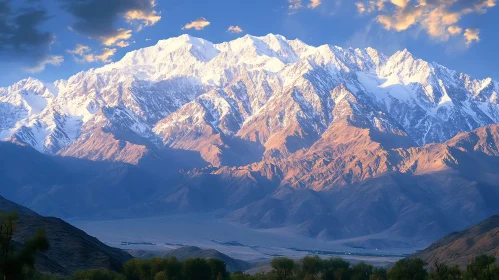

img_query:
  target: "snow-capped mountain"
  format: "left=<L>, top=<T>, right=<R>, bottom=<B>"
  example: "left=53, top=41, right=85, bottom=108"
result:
left=1, top=34, right=498, bottom=165
left=3, top=34, right=499, bottom=247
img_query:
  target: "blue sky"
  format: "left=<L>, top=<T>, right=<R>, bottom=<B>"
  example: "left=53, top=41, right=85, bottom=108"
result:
left=1, top=0, right=498, bottom=86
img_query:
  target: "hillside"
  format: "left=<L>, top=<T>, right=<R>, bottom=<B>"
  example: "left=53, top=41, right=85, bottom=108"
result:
left=129, top=246, right=252, bottom=272
left=413, top=215, right=499, bottom=267
left=0, top=195, right=133, bottom=275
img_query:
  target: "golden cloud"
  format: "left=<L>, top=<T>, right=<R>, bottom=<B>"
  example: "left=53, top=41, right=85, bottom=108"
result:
left=182, top=18, right=211, bottom=31
left=82, top=48, right=117, bottom=63
left=356, top=0, right=497, bottom=44
left=65, top=0, right=161, bottom=49
left=448, top=25, right=463, bottom=35
left=125, top=9, right=161, bottom=31
left=68, top=45, right=117, bottom=63
left=227, top=26, right=244, bottom=33
left=100, top=28, right=132, bottom=46
left=67, top=44, right=90, bottom=56
left=464, top=28, right=480, bottom=44
left=308, top=0, right=322, bottom=9
left=115, top=41, right=131, bottom=48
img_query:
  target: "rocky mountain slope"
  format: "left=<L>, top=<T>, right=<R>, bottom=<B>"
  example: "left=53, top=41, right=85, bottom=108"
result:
left=0, top=195, right=132, bottom=275
left=1, top=34, right=498, bottom=167
left=155, top=124, right=499, bottom=244
left=413, top=215, right=499, bottom=267
left=2, top=34, right=499, bottom=248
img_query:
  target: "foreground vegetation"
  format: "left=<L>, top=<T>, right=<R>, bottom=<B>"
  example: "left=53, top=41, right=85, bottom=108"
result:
left=1, top=211, right=499, bottom=280
left=19, top=254, right=498, bottom=280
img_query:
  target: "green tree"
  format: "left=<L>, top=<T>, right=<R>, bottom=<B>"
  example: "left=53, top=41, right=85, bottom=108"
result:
left=165, top=257, right=182, bottom=280
left=270, top=257, right=295, bottom=280
left=370, top=267, right=388, bottom=280
left=123, top=259, right=144, bottom=280
left=322, top=258, right=350, bottom=280
left=429, top=259, right=461, bottom=280
left=301, top=256, right=323, bottom=280
left=229, top=272, right=252, bottom=280
left=208, top=258, right=228, bottom=280
left=71, top=269, right=126, bottom=280
left=464, top=255, right=499, bottom=280
left=351, top=262, right=373, bottom=280
left=183, top=258, right=212, bottom=280
left=123, top=258, right=176, bottom=280
left=388, top=258, right=427, bottom=280
left=0, top=212, right=50, bottom=280
left=153, top=271, right=168, bottom=280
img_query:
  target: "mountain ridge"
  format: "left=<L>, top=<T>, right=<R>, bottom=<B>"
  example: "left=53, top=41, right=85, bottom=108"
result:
left=2, top=34, right=499, bottom=248
left=2, top=34, right=498, bottom=164
left=0, top=195, right=133, bottom=275
left=413, top=215, right=499, bottom=267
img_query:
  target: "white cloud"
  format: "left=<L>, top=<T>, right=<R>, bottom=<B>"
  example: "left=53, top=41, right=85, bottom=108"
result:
left=25, top=55, right=64, bottom=73
left=288, top=0, right=322, bottom=10
left=288, top=0, right=302, bottom=10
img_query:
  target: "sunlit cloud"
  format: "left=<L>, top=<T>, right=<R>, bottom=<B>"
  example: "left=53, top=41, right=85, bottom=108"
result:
left=182, top=18, right=211, bottom=31
left=68, top=45, right=117, bottom=63
left=227, top=26, right=243, bottom=33
left=308, top=0, right=322, bottom=9
left=124, top=0, right=161, bottom=31
left=62, top=0, right=161, bottom=48
left=100, top=29, right=132, bottom=46
left=355, top=0, right=496, bottom=45
left=288, top=0, right=322, bottom=11
left=115, top=41, right=131, bottom=48
left=67, top=44, right=90, bottom=56
left=464, top=28, right=480, bottom=45
left=448, top=25, right=463, bottom=35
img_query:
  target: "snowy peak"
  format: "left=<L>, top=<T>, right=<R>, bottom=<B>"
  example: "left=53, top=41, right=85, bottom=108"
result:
left=1, top=34, right=499, bottom=158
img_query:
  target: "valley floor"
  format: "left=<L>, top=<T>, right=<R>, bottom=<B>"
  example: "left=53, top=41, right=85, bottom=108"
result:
left=68, top=213, right=409, bottom=266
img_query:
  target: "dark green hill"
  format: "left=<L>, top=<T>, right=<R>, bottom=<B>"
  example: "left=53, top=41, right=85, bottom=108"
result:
left=0, top=195, right=133, bottom=275
left=129, top=246, right=251, bottom=272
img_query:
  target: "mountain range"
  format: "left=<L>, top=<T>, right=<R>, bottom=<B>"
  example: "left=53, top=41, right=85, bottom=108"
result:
left=2, top=34, right=499, bottom=248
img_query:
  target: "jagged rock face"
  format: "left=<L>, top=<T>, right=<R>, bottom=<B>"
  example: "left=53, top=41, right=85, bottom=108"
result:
left=1, top=34, right=498, bottom=167
left=2, top=34, right=499, bottom=246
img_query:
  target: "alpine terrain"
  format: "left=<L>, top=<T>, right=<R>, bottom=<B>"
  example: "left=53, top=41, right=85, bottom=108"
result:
left=2, top=34, right=499, bottom=249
